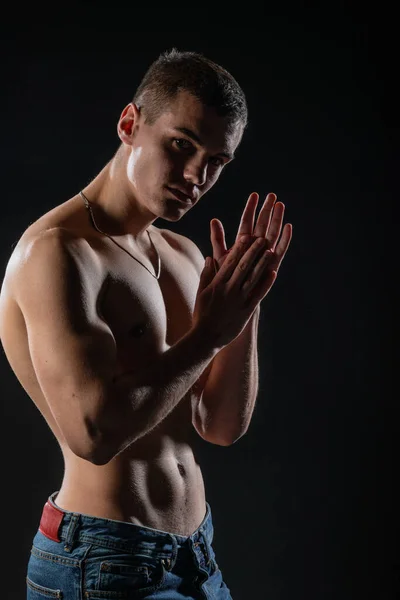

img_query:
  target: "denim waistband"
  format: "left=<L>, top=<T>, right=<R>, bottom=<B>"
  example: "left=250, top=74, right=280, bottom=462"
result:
left=40, top=491, right=215, bottom=567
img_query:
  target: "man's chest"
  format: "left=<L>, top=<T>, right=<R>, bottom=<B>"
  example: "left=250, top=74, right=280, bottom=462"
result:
left=98, top=242, right=200, bottom=370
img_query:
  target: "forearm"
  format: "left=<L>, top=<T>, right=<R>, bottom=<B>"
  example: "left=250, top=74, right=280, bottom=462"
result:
left=95, top=326, right=221, bottom=463
left=197, top=307, right=260, bottom=445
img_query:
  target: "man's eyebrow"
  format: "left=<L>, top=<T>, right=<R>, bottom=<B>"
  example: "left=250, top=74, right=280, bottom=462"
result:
left=174, top=127, right=235, bottom=160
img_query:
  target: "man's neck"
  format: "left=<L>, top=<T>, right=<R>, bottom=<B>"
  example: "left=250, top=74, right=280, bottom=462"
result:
left=81, top=150, right=156, bottom=242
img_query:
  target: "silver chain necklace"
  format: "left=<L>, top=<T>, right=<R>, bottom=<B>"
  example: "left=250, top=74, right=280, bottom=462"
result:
left=80, top=190, right=161, bottom=280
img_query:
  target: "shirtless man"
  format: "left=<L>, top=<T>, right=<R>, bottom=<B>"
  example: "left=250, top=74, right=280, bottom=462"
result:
left=0, top=50, right=292, bottom=599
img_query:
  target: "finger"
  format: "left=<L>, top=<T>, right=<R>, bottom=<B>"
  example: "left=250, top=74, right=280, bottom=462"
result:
left=199, top=256, right=216, bottom=290
left=266, top=202, right=285, bottom=251
left=210, top=219, right=227, bottom=263
left=270, top=223, right=293, bottom=272
left=226, top=237, right=268, bottom=289
left=243, top=268, right=278, bottom=312
left=236, top=192, right=259, bottom=240
left=253, top=192, right=277, bottom=238
left=213, top=236, right=256, bottom=283
left=241, top=249, right=275, bottom=296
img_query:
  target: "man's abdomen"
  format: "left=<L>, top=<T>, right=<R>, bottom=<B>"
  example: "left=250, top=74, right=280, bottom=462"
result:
left=55, top=437, right=207, bottom=537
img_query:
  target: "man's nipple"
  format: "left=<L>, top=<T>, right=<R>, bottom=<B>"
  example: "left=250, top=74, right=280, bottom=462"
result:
left=129, top=321, right=148, bottom=338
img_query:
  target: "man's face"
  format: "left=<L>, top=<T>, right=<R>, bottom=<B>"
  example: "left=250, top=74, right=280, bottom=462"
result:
left=125, top=91, right=243, bottom=221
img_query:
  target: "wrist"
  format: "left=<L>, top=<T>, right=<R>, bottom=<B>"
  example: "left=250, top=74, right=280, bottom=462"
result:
left=190, top=321, right=226, bottom=355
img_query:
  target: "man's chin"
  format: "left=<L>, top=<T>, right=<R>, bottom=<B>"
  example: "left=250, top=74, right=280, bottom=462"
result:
left=158, top=211, right=185, bottom=222
left=158, top=197, right=190, bottom=220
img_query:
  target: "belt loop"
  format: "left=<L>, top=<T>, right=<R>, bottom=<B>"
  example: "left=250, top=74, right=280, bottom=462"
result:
left=161, top=534, right=178, bottom=571
left=64, top=513, right=80, bottom=553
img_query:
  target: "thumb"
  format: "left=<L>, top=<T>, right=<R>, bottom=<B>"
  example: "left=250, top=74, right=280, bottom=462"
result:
left=198, top=256, right=216, bottom=290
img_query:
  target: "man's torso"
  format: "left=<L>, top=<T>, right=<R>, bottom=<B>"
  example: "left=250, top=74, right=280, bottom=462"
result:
left=0, top=195, right=208, bottom=535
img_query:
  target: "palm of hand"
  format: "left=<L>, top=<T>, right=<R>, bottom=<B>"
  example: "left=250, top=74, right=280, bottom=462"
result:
left=211, top=192, right=292, bottom=278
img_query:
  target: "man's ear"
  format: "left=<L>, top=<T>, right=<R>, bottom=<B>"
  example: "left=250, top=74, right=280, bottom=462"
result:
left=117, top=102, right=141, bottom=145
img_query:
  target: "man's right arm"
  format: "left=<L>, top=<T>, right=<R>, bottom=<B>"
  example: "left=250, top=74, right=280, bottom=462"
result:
left=13, top=229, right=221, bottom=465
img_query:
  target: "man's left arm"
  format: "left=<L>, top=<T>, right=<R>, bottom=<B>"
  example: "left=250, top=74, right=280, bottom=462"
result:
left=180, top=191, right=292, bottom=446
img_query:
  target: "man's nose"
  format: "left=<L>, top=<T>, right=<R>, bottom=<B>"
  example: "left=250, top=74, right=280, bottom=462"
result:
left=183, top=158, right=207, bottom=187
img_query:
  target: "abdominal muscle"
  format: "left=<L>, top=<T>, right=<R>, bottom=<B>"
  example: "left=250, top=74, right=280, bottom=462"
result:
left=54, top=399, right=207, bottom=537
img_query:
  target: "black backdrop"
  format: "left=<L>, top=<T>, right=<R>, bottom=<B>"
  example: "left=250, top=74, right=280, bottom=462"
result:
left=0, top=10, right=395, bottom=600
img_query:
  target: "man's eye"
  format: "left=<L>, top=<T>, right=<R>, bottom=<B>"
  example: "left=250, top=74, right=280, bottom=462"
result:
left=173, top=138, right=192, bottom=150
left=209, top=157, right=223, bottom=167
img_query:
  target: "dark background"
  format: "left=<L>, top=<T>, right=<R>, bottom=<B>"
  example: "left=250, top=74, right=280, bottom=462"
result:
left=0, top=8, right=395, bottom=600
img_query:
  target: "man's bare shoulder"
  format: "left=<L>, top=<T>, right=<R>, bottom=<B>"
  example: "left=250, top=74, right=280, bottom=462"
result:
left=157, top=227, right=206, bottom=274
left=3, top=196, right=100, bottom=282
left=2, top=225, right=98, bottom=307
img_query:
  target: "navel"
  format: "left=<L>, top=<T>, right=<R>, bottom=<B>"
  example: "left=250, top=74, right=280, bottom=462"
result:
left=177, top=462, right=186, bottom=478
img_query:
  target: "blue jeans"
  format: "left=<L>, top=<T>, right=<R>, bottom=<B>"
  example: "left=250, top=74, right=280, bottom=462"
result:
left=26, top=491, right=233, bottom=599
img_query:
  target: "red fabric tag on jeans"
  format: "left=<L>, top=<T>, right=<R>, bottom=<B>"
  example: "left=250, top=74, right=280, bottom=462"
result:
left=38, top=500, right=64, bottom=542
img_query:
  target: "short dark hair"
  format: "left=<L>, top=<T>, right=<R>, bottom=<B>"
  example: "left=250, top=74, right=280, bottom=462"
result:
left=133, top=49, right=248, bottom=130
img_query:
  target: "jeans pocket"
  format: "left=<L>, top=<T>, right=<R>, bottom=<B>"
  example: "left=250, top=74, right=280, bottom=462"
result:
left=26, top=576, right=63, bottom=598
left=84, top=552, right=166, bottom=598
left=27, top=543, right=81, bottom=599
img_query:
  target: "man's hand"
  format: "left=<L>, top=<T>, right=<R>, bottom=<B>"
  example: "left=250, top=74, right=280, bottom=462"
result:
left=210, top=192, right=293, bottom=294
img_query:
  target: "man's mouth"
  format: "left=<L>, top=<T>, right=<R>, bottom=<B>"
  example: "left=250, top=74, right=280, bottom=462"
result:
left=166, top=186, right=195, bottom=203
